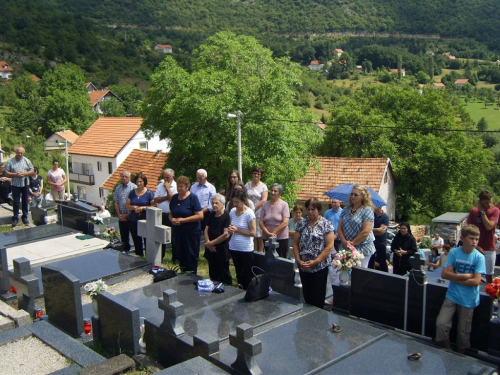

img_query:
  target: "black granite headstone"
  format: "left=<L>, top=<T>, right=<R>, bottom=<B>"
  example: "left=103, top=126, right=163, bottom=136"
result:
left=350, top=267, right=407, bottom=330
left=97, top=291, right=141, bottom=356
left=252, top=247, right=300, bottom=301
left=41, top=265, right=83, bottom=337
left=58, top=200, right=98, bottom=234
left=0, top=247, right=9, bottom=294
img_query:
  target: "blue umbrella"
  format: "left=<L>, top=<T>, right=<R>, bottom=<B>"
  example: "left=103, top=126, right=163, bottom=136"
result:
left=324, top=183, right=387, bottom=207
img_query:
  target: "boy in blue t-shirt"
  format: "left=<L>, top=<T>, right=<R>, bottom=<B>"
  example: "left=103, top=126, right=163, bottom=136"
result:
left=435, top=224, right=486, bottom=353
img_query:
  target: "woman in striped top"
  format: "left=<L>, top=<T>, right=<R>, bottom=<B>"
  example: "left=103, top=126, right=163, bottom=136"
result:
left=228, top=189, right=256, bottom=289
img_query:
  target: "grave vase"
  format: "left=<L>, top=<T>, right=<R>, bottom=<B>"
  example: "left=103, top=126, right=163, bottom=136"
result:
left=92, top=299, right=99, bottom=318
left=339, top=270, right=350, bottom=286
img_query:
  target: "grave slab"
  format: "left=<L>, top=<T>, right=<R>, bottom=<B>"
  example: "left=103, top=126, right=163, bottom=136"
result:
left=6, top=233, right=109, bottom=270
left=155, top=356, right=229, bottom=374
left=0, top=224, right=77, bottom=248
left=214, top=309, right=385, bottom=374
left=316, top=331, right=497, bottom=375
left=109, top=274, right=243, bottom=325
left=34, top=249, right=150, bottom=291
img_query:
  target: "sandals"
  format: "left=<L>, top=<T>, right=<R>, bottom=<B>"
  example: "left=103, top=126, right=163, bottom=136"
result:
left=407, top=353, right=421, bottom=361
left=330, top=323, right=342, bottom=333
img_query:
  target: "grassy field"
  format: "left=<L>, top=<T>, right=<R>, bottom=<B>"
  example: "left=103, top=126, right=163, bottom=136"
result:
left=461, top=100, right=500, bottom=130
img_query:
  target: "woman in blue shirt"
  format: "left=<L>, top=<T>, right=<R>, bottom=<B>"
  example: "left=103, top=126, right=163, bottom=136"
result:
left=169, top=176, right=204, bottom=274
left=126, top=173, right=155, bottom=256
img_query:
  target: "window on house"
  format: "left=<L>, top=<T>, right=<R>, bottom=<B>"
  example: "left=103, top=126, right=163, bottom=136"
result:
left=77, top=186, right=86, bottom=201
left=384, top=172, right=388, bottom=184
left=108, top=162, right=113, bottom=174
left=82, top=163, right=90, bottom=175
left=99, top=188, right=105, bottom=198
left=97, top=162, right=102, bottom=171
left=139, top=142, right=148, bottom=150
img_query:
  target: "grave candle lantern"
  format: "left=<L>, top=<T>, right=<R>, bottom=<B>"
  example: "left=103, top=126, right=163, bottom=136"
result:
left=83, top=318, right=92, bottom=335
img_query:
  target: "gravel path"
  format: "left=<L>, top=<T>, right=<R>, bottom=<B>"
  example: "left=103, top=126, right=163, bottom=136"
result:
left=0, top=337, right=69, bottom=375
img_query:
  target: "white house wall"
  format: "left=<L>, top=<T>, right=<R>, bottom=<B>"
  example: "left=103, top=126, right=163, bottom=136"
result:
left=378, top=163, right=396, bottom=220
left=70, top=130, right=169, bottom=205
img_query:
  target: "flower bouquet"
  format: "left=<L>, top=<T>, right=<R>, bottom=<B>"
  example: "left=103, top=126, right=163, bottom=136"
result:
left=88, top=215, right=104, bottom=225
left=84, top=279, right=108, bottom=300
left=332, top=243, right=365, bottom=271
left=485, top=277, right=500, bottom=301
left=102, top=227, right=120, bottom=242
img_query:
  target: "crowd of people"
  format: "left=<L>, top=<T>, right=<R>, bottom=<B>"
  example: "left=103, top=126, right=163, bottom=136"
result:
left=0, top=147, right=69, bottom=228
left=4, top=148, right=497, bottom=355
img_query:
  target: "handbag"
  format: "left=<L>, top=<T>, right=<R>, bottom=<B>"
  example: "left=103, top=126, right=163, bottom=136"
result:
left=244, top=266, right=270, bottom=302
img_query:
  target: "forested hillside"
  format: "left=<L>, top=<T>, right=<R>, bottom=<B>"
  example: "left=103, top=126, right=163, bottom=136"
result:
left=2, top=0, right=500, bottom=51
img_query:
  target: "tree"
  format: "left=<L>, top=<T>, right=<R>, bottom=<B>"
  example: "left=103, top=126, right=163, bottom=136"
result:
left=100, top=98, right=126, bottom=117
left=477, top=117, right=488, bottom=131
left=141, top=32, right=323, bottom=204
left=40, top=64, right=96, bottom=135
left=108, top=84, right=143, bottom=116
left=319, top=84, right=490, bottom=220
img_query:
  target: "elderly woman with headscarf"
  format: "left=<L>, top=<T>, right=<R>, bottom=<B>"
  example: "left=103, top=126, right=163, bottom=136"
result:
left=259, top=183, right=289, bottom=257
left=338, top=184, right=375, bottom=268
left=390, top=222, right=417, bottom=275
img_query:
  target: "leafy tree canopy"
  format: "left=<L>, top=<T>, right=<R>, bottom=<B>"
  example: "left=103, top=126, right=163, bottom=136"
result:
left=319, top=84, right=491, bottom=220
left=141, top=32, right=323, bottom=204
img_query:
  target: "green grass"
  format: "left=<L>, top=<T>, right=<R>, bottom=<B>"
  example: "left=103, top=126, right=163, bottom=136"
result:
left=461, top=99, right=500, bottom=130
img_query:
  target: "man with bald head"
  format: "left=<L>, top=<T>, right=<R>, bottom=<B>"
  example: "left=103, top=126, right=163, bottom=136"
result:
left=5, top=147, right=34, bottom=227
left=190, top=168, right=216, bottom=233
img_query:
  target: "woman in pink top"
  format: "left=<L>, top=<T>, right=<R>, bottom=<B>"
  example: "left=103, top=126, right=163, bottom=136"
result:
left=260, top=183, right=290, bottom=258
left=47, top=160, right=67, bottom=206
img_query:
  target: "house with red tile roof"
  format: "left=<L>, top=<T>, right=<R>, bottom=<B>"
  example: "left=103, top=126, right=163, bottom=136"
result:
left=390, top=68, right=406, bottom=77
left=295, top=157, right=396, bottom=219
left=433, top=82, right=446, bottom=89
left=334, top=49, right=343, bottom=58
left=30, top=74, right=40, bottom=83
left=308, top=60, right=324, bottom=71
left=154, top=44, right=173, bottom=53
left=454, top=79, right=469, bottom=87
left=68, top=117, right=169, bottom=205
left=101, top=149, right=168, bottom=193
left=44, top=130, right=80, bottom=152
left=89, top=89, right=122, bottom=113
left=0, top=61, right=13, bottom=80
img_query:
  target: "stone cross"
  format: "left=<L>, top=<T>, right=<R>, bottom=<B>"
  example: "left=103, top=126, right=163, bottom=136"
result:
left=9, top=257, right=41, bottom=316
left=266, top=238, right=279, bottom=259
left=158, top=289, right=184, bottom=336
left=138, top=207, right=170, bottom=266
left=229, top=323, right=263, bottom=375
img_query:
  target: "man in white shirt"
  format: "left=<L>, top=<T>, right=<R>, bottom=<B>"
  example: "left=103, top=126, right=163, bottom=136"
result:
left=432, top=233, right=444, bottom=253
left=190, top=168, right=216, bottom=233
left=153, top=168, right=178, bottom=260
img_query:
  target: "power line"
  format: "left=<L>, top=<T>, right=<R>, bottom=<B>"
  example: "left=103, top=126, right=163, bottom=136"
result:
left=244, top=116, right=500, bottom=133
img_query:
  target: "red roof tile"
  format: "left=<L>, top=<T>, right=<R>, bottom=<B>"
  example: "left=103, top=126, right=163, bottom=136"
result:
left=101, top=149, right=168, bottom=192
left=0, top=61, right=13, bottom=72
left=295, top=157, right=393, bottom=202
left=455, top=79, right=469, bottom=84
left=68, top=117, right=142, bottom=157
left=30, top=74, right=40, bottom=83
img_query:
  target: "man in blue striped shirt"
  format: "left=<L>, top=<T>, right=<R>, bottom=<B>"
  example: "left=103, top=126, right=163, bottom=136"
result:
left=5, top=147, right=34, bottom=227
